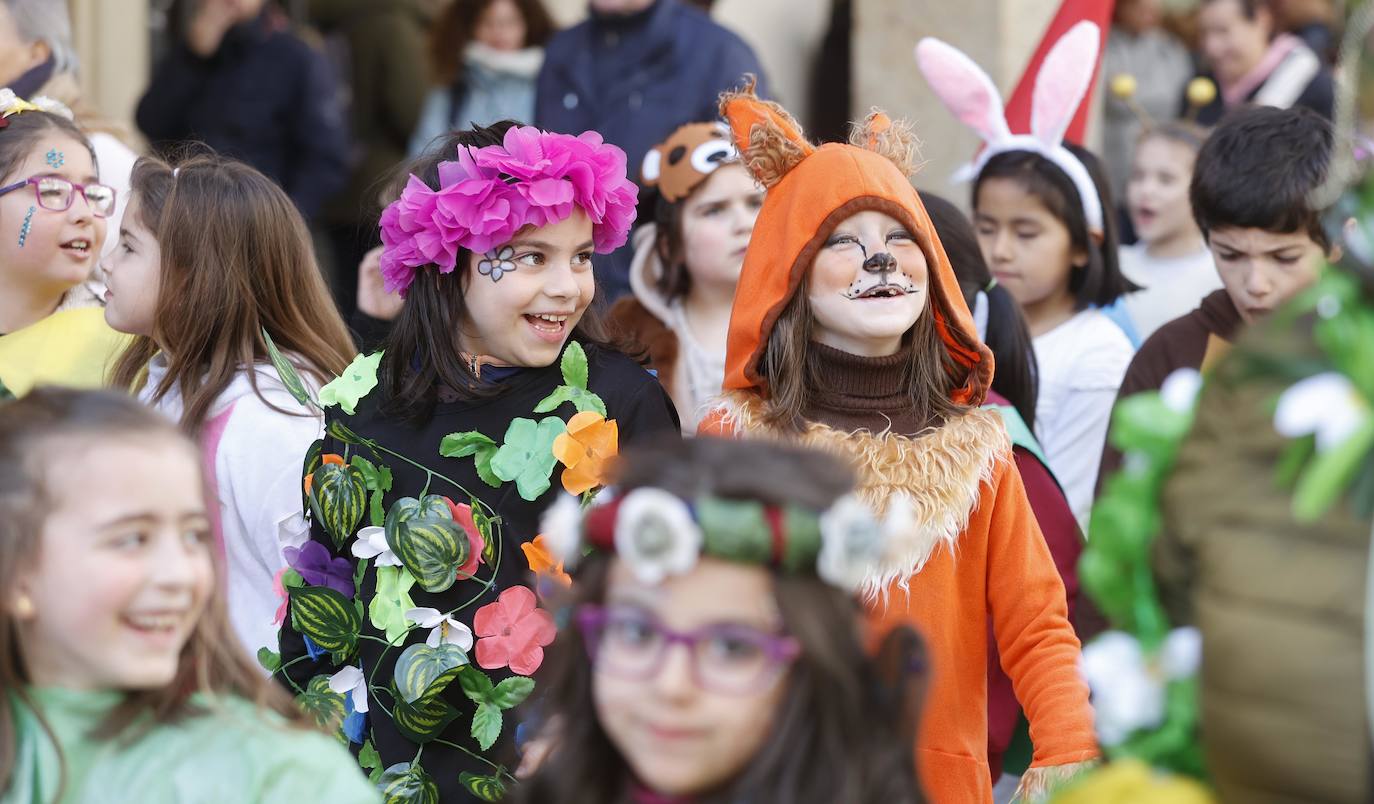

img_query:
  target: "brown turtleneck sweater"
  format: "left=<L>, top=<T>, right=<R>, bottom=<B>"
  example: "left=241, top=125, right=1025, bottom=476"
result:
left=801, top=341, right=930, bottom=435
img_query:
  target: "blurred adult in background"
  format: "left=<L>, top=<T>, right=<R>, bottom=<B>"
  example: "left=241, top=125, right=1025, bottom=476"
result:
left=535, top=0, right=768, bottom=301
left=0, top=0, right=138, bottom=258
left=1101, top=0, right=1192, bottom=203
left=409, top=0, right=554, bottom=157
left=1189, top=0, right=1333, bottom=126
left=308, top=0, right=428, bottom=316
left=1271, top=0, right=1338, bottom=60
left=137, top=0, right=349, bottom=222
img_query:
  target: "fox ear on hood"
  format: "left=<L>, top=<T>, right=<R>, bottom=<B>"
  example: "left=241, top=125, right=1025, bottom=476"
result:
left=719, top=77, right=815, bottom=189
left=849, top=109, right=923, bottom=178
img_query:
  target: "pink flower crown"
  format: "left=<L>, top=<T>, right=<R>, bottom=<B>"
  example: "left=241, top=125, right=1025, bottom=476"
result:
left=379, top=126, right=640, bottom=295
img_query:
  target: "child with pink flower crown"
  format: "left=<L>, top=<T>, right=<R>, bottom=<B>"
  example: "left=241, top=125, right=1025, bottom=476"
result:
left=276, top=121, right=679, bottom=802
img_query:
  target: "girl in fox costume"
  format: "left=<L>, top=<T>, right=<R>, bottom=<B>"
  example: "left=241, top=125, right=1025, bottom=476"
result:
left=698, top=87, right=1098, bottom=803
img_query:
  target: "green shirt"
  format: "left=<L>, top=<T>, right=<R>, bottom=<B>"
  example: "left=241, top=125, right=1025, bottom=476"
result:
left=3, top=688, right=380, bottom=804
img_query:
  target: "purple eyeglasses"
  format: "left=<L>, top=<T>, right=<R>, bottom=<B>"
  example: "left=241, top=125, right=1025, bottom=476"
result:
left=575, top=604, right=800, bottom=695
left=0, top=175, right=117, bottom=218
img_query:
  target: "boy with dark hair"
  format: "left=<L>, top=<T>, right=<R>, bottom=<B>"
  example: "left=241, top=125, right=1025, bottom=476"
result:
left=1096, top=104, right=1333, bottom=488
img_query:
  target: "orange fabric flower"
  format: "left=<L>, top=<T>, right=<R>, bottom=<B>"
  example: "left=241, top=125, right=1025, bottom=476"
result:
left=552, top=412, right=618, bottom=495
left=522, top=535, right=571, bottom=587
left=303, top=453, right=347, bottom=495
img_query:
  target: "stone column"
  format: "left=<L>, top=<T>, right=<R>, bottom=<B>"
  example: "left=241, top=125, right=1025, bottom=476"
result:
left=67, top=0, right=149, bottom=141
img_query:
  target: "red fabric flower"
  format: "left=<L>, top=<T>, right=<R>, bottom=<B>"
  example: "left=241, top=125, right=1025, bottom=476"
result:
left=443, top=497, right=487, bottom=579
left=473, top=586, right=556, bottom=675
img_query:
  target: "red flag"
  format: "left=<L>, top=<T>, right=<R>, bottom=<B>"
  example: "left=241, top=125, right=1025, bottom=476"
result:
left=1003, top=0, right=1116, bottom=144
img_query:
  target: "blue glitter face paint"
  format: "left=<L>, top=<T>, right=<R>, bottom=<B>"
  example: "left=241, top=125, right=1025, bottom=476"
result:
left=18, top=205, right=35, bottom=248
left=45, top=149, right=65, bottom=169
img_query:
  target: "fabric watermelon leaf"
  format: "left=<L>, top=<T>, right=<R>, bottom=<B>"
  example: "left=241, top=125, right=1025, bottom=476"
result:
left=308, top=463, right=367, bottom=550
left=458, top=772, right=506, bottom=802
left=391, top=688, right=460, bottom=744
left=288, top=585, right=360, bottom=662
left=377, top=761, right=440, bottom=804
left=297, top=674, right=347, bottom=732
left=393, top=642, right=468, bottom=704
left=490, top=417, right=567, bottom=501
left=327, top=419, right=367, bottom=446
left=387, top=514, right=469, bottom=594
left=300, top=438, right=323, bottom=518
left=261, top=328, right=316, bottom=410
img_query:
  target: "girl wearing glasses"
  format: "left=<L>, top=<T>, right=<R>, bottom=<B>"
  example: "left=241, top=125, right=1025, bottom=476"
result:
left=102, top=154, right=356, bottom=658
left=0, top=91, right=126, bottom=395
left=518, top=437, right=927, bottom=804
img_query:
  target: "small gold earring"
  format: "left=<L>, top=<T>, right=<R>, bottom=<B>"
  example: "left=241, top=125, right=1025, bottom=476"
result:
left=12, top=595, right=34, bottom=618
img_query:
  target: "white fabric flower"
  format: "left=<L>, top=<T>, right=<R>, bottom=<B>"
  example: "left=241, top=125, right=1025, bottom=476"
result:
left=405, top=607, right=475, bottom=651
left=30, top=95, right=73, bottom=119
left=817, top=493, right=883, bottom=592
left=327, top=665, right=369, bottom=714
left=614, top=488, right=701, bottom=584
left=0, top=89, right=15, bottom=114
left=351, top=525, right=401, bottom=566
left=1275, top=372, right=1370, bottom=452
left=1079, top=627, right=1200, bottom=746
left=539, top=492, right=585, bottom=568
left=1159, top=368, right=1203, bottom=414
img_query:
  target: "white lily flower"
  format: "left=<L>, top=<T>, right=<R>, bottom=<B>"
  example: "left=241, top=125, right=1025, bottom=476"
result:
left=539, top=492, right=586, bottom=568
left=1275, top=372, right=1371, bottom=452
left=1079, top=627, right=1200, bottom=746
left=615, top=488, right=701, bottom=584
left=351, top=526, right=401, bottom=566
left=817, top=493, right=884, bottom=593
left=405, top=607, right=475, bottom=651
left=327, top=665, right=369, bottom=714
left=1159, top=368, right=1203, bottom=414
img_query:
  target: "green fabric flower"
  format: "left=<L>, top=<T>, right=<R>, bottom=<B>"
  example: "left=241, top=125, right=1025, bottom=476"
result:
left=319, top=352, right=383, bottom=415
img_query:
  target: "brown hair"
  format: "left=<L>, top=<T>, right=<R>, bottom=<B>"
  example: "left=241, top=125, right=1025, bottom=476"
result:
left=754, top=283, right=971, bottom=434
left=0, top=109, right=95, bottom=185
left=109, top=153, right=356, bottom=435
left=429, top=0, right=556, bottom=84
left=514, top=436, right=926, bottom=804
left=0, top=388, right=310, bottom=794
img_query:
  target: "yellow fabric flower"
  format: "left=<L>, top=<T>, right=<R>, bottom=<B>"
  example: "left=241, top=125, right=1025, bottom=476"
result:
left=522, top=535, right=572, bottom=587
left=552, top=411, right=619, bottom=495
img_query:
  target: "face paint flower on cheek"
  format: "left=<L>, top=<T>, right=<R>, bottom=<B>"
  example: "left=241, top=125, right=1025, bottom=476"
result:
left=478, top=246, right=517, bottom=282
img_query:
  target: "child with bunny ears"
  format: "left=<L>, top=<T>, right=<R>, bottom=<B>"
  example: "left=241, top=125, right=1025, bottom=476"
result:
left=917, top=22, right=1138, bottom=529
left=697, top=85, right=1097, bottom=804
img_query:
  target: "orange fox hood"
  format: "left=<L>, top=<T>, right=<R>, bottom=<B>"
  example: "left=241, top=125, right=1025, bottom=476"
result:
left=720, top=88, right=993, bottom=405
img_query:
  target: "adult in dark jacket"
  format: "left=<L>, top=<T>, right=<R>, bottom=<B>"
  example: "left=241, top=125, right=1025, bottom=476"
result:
left=534, top=0, right=768, bottom=300
left=136, top=0, right=349, bottom=221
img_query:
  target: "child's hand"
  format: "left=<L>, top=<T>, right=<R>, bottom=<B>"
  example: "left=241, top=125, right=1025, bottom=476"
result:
left=186, top=0, right=241, bottom=58
left=357, top=245, right=403, bottom=321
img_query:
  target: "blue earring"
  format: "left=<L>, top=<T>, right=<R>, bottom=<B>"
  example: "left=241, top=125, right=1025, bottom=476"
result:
left=18, top=205, right=34, bottom=248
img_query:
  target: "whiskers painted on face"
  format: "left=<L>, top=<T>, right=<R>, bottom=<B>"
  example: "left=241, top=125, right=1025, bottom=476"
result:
left=841, top=251, right=924, bottom=299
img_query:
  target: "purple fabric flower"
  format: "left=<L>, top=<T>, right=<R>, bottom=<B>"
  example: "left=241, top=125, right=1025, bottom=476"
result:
left=284, top=541, right=355, bottom=598
left=377, top=126, right=639, bottom=295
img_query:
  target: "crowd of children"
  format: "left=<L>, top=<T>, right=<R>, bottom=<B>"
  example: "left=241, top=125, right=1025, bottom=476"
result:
left=0, top=4, right=1361, bottom=801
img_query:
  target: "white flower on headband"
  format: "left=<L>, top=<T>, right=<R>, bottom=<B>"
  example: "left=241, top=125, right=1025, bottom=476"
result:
left=539, top=492, right=585, bottom=569
left=615, top=488, right=701, bottom=584
left=0, top=89, right=16, bottom=112
left=29, top=96, right=73, bottom=120
left=817, top=493, right=884, bottom=593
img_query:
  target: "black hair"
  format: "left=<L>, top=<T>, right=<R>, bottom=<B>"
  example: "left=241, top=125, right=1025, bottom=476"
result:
left=1199, top=0, right=1268, bottom=20
left=376, top=120, right=628, bottom=423
left=920, top=192, right=1039, bottom=431
left=514, top=436, right=927, bottom=804
left=973, top=144, right=1139, bottom=310
left=1190, top=104, right=1333, bottom=250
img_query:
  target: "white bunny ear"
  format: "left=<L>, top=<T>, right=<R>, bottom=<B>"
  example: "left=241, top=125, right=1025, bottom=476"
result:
left=915, top=37, right=1011, bottom=147
left=1030, top=21, right=1101, bottom=149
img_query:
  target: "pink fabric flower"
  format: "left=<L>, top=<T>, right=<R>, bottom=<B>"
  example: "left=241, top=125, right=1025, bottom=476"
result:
left=443, top=497, right=487, bottom=579
left=377, top=126, right=639, bottom=295
left=473, top=585, right=556, bottom=676
left=271, top=567, right=289, bottom=626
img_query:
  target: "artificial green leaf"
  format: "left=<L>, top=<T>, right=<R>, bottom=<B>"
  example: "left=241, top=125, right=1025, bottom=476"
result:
left=474, top=448, right=502, bottom=488
left=308, top=463, right=367, bottom=550
left=300, top=438, right=323, bottom=516
left=297, top=674, right=347, bottom=732
left=1293, top=416, right=1374, bottom=520
left=262, top=328, right=315, bottom=410
left=458, top=773, right=507, bottom=802
left=392, top=690, right=459, bottom=744
left=393, top=642, right=468, bottom=704
left=388, top=514, right=469, bottom=593
left=318, top=351, right=382, bottom=415
left=490, top=417, right=567, bottom=501
left=384, top=495, right=452, bottom=533
left=369, top=565, right=417, bottom=645
left=533, top=385, right=608, bottom=417
left=377, top=761, right=440, bottom=804
left=0, top=376, right=14, bottom=401
left=439, top=431, right=498, bottom=458
left=471, top=702, right=503, bottom=751
left=488, top=676, right=535, bottom=710
left=327, top=419, right=367, bottom=445
left=350, top=455, right=390, bottom=492
left=256, top=647, right=282, bottom=674
left=281, top=568, right=305, bottom=589
left=288, top=585, right=360, bottom=660
left=458, top=665, right=494, bottom=703
left=561, top=341, right=589, bottom=389
left=359, top=739, right=384, bottom=783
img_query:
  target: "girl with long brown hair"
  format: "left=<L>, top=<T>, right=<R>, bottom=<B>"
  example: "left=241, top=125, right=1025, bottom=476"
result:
left=104, top=153, right=356, bottom=658
left=0, top=387, right=376, bottom=802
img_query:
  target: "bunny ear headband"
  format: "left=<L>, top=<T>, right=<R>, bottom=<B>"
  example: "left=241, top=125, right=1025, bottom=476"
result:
left=914, top=21, right=1104, bottom=236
